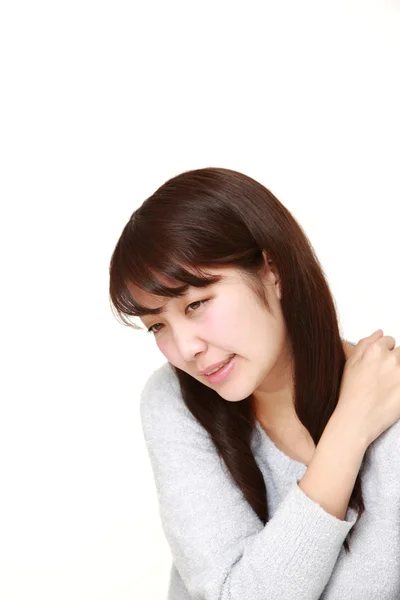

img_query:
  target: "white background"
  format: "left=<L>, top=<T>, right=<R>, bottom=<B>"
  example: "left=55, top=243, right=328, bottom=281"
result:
left=1, top=1, right=399, bottom=598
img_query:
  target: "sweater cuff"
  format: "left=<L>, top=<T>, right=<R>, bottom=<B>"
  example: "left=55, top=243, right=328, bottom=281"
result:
left=291, top=479, right=358, bottom=530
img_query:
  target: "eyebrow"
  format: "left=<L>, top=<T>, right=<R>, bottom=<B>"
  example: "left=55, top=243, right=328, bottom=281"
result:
left=139, top=289, right=192, bottom=317
left=139, top=304, right=168, bottom=317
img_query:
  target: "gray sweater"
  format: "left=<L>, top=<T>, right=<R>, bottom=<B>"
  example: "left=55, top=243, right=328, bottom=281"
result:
left=140, top=360, right=400, bottom=599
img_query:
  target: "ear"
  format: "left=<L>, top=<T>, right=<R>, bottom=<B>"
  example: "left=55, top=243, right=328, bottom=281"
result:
left=262, top=249, right=273, bottom=265
left=262, top=249, right=281, bottom=300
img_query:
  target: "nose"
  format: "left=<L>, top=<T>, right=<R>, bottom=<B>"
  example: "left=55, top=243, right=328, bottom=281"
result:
left=172, top=323, right=207, bottom=364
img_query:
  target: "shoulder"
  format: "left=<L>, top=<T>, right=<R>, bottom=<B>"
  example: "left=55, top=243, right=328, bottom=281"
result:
left=140, top=361, right=210, bottom=442
left=367, top=417, right=400, bottom=470
left=140, top=361, right=179, bottom=403
left=140, top=361, right=180, bottom=420
left=375, top=417, right=400, bottom=450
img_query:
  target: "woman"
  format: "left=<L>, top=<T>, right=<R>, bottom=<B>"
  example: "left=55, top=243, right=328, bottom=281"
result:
left=109, top=167, right=400, bottom=599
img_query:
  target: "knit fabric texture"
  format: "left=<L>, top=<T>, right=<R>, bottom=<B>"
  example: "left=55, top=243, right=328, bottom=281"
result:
left=140, top=360, right=400, bottom=599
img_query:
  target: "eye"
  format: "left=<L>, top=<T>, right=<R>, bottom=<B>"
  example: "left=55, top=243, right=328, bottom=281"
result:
left=146, top=299, right=209, bottom=335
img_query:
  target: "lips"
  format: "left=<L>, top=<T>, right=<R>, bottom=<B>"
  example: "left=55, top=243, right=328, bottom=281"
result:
left=203, top=354, right=236, bottom=384
left=198, top=354, right=235, bottom=376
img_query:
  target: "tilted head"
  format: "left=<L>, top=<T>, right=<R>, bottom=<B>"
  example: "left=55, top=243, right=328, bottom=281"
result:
left=109, top=166, right=336, bottom=407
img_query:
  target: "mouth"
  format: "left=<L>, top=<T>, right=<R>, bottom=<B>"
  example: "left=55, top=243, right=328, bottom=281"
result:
left=203, top=354, right=236, bottom=384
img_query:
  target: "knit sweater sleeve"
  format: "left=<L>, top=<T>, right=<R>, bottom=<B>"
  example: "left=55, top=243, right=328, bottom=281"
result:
left=140, top=364, right=357, bottom=600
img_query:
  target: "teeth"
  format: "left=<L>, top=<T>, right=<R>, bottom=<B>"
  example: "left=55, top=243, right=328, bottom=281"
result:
left=206, top=357, right=232, bottom=375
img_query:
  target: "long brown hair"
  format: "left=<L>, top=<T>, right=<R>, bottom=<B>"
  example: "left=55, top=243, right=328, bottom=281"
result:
left=109, top=167, right=365, bottom=553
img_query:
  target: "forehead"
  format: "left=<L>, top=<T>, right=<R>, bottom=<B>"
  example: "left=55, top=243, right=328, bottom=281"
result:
left=125, top=272, right=178, bottom=314
left=128, top=266, right=238, bottom=318
left=129, top=277, right=185, bottom=314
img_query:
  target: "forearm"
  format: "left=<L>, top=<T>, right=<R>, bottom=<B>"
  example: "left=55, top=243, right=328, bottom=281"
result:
left=298, top=412, right=368, bottom=520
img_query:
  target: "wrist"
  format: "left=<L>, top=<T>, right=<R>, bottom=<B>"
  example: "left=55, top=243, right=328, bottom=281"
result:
left=327, top=409, right=370, bottom=454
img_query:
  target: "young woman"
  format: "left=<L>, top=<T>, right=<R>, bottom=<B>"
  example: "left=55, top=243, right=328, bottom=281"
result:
left=109, top=167, right=400, bottom=599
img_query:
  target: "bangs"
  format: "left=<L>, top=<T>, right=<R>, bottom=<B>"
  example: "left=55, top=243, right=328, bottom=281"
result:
left=111, top=257, right=224, bottom=327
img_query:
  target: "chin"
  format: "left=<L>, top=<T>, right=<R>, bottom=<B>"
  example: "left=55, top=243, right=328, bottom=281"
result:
left=214, top=387, right=254, bottom=402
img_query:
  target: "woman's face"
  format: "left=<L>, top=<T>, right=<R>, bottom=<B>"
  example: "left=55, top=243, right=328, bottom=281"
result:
left=136, top=258, right=294, bottom=404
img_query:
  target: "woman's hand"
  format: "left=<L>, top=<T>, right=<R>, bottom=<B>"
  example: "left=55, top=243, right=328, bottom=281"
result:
left=334, top=329, right=400, bottom=447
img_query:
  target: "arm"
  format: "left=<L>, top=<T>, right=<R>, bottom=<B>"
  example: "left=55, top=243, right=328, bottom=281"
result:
left=299, top=410, right=367, bottom=520
left=140, top=365, right=359, bottom=600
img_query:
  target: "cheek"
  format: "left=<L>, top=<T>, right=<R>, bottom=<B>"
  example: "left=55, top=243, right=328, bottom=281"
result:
left=203, top=306, right=237, bottom=339
left=151, top=333, right=174, bottom=363
left=156, top=338, right=194, bottom=367
left=157, top=338, right=172, bottom=357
